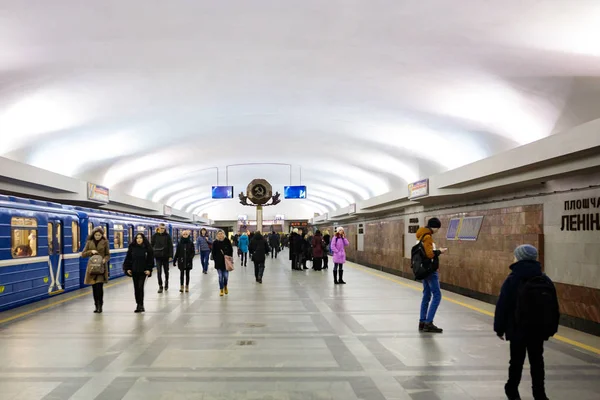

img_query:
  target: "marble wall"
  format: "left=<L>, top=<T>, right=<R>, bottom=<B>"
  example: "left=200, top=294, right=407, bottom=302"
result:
left=426, top=205, right=544, bottom=299
left=318, top=200, right=600, bottom=332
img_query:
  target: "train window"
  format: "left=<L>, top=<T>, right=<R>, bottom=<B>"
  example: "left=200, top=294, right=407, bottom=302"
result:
left=88, top=222, right=93, bottom=235
left=48, top=223, right=54, bottom=254
left=72, top=221, right=80, bottom=252
left=11, top=217, right=38, bottom=258
left=56, top=223, right=62, bottom=253
left=114, top=224, right=124, bottom=249
left=103, top=224, right=109, bottom=239
left=128, top=226, right=134, bottom=243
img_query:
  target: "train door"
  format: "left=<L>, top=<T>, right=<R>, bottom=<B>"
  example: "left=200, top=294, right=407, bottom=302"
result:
left=47, top=219, right=64, bottom=294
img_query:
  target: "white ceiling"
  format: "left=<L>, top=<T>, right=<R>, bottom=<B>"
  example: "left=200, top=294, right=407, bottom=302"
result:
left=1, top=1, right=600, bottom=219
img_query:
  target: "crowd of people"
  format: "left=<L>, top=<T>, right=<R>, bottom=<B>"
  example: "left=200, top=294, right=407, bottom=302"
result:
left=81, top=218, right=558, bottom=400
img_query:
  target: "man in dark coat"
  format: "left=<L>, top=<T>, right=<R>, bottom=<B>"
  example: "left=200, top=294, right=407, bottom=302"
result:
left=249, top=232, right=270, bottom=283
left=151, top=223, right=173, bottom=293
left=494, top=244, right=558, bottom=400
left=268, top=231, right=280, bottom=259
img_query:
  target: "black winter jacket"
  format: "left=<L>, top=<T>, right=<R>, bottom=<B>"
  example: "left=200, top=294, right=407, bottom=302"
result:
left=174, top=237, right=195, bottom=270
left=494, top=260, right=559, bottom=341
left=151, top=232, right=173, bottom=259
left=250, top=234, right=270, bottom=263
left=211, top=238, right=233, bottom=271
left=123, top=243, right=154, bottom=275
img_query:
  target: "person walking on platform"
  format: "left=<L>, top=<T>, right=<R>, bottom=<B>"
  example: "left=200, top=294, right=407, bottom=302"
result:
left=269, top=231, right=280, bottom=259
left=250, top=232, right=270, bottom=283
left=494, top=245, right=559, bottom=400
left=416, top=218, right=447, bottom=333
left=197, top=228, right=213, bottom=274
left=123, top=233, right=153, bottom=313
left=331, top=227, right=349, bottom=284
left=212, top=230, right=233, bottom=296
left=174, top=230, right=195, bottom=292
left=151, top=223, right=173, bottom=293
left=322, top=230, right=331, bottom=270
left=238, top=232, right=249, bottom=267
left=83, top=227, right=111, bottom=313
left=312, top=230, right=325, bottom=271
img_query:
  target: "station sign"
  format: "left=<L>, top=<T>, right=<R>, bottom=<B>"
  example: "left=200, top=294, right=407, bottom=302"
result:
left=87, top=182, right=109, bottom=203
left=408, top=179, right=429, bottom=199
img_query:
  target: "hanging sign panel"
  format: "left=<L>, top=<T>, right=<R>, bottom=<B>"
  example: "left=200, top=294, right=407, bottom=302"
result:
left=408, top=179, right=429, bottom=199
left=87, top=183, right=109, bottom=203
left=445, top=216, right=484, bottom=241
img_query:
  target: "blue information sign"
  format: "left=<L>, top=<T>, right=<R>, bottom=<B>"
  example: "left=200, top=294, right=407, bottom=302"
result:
left=212, top=186, right=234, bottom=199
left=284, top=186, right=307, bottom=199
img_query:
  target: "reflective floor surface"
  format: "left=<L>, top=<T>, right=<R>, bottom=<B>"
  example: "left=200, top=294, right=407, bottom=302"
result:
left=1, top=251, right=599, bottom=399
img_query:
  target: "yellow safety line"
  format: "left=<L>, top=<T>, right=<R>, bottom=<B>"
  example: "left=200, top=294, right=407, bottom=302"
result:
left=0, top=278, right=129, bottom=325
left=348, top=264, right=600, bottom=356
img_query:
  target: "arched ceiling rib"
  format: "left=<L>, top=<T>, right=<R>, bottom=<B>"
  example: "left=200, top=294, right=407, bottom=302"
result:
left=2, top=1, right=600, bottom=220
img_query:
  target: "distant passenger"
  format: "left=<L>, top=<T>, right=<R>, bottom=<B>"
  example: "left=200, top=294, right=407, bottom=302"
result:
left=197, top=228, right=213, bottom=274
left=211, top=230, right=233, bottom=296
left=82, top=227, right=111, bottom=313
left=290, top=228, right=304, bottom=270
left=303, top=231, right=313, bottom=269
left=322, top=230, right=331, bottom=270
left=494, top=245, right=559, bottom=400
left=311, top=230, right=326, bottom=271
left=330, top=227, right=349, bottom=284
left=416, top=218, right=447, bottom=333
left=249, top=231, right=270, bottom=283
left=151, top=223, right=173, bottom=293
left=238, top=232, right=249, bottom=267
left=269, top=231, right=280, bottom=259
left=123, top=233, right=153, bottom=313
left=174, top=230, right=195, bottom=293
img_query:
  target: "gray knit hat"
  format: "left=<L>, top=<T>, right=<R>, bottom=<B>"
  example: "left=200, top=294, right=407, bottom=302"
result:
left=514, top=244, right=538, bottom=261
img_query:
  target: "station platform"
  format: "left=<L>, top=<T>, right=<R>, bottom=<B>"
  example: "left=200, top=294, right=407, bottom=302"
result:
left=1, top=252, right=599, bottom=400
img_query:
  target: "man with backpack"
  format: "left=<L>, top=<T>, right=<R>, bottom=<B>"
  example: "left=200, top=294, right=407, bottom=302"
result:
left=494, top=245, right=559, bottom=400
left=414, top=218, right=447, bottom=333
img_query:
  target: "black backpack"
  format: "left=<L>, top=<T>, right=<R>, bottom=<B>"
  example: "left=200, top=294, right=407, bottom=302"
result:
left=411, top=234, right=435, bottom=280
left=515, top=275, right=560, bottom=338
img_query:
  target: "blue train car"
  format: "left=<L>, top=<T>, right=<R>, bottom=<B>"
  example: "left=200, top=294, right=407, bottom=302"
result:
left=0, top=195, right=216, bottom=312
left=0, top=200, right=81, bottom=311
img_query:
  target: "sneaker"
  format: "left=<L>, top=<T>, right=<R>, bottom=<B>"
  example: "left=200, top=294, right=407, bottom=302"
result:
left=158, top=287, right=163, bottom=294
left=423, top=323, right=443, bottom=333
left=419, top=322, right=425, bottom=331
left=220, top=289, right=224, bottom=297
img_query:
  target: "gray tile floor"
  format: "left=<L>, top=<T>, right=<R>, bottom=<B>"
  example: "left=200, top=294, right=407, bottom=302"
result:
left=1, top=251, right=599, bottom=399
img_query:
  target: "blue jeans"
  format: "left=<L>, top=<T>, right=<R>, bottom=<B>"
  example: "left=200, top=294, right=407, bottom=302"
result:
left=200, top=250, right=211, bottom=272
left=217, top=269, right=229, bottom=290
left=420, top=271, right=442, bottom=323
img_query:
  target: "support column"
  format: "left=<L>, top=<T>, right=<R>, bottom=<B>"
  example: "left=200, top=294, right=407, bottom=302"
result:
left=256, top=205, right=263, bottom=233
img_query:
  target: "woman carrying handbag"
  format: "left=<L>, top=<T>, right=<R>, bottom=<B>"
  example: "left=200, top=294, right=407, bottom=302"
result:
left=82, top=227, right=110, bottom=313
left=211, top=230, right=234, bottom=296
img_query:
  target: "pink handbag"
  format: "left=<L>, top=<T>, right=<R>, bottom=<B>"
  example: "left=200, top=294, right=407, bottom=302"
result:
left=225, top=255, right=234, bottom=271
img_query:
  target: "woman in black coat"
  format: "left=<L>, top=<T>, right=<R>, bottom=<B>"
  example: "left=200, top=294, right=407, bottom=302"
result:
left=123, top=233, right=154, bottom=313
left=174, top=230, right=195, bottom=293
left=211, top=230, right=233, bottom=296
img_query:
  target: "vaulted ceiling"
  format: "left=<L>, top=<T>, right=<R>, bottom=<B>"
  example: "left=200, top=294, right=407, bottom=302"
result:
left=2, top=1, right=600, bottom=219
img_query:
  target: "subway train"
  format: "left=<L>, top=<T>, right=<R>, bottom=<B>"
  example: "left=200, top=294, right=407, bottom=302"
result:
left=0, top=194, right=216, bottom=312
